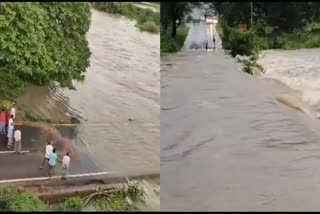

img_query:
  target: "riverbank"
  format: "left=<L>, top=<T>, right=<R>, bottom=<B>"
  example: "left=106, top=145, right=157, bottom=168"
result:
left=91, top=2, right=160, bottom=33
left=0, top=172, right=160, bottom=211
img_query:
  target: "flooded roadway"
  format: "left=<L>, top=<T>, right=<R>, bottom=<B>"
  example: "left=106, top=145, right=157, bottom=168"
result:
left=161, top=7, right=320, bottom=211
left=16, top=9, right=160, bottom=174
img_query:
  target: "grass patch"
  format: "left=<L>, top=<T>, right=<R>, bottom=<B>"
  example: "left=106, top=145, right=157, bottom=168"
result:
left=216, top=22, right=224, bottom=41
left=24, top=111, right=53, bottom=124
left=160, top=25, right=190, bottom=54
left=0, top=181, right=145, bottom=212
left=91, top=184, right=142, bottom=211
left=60, top=197, right=83, bottom=211
left=92, top=2, right=160, bottom=33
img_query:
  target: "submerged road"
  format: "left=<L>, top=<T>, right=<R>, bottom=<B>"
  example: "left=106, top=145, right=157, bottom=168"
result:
left=161, top=7, right=320, bottom=211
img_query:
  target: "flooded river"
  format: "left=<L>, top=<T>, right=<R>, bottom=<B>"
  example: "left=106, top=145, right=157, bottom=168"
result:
left=17, top=9, right=160, bottom=174
left=258, top=48, right=320, bottom=116
left=161, top=7, right=320, bottom=211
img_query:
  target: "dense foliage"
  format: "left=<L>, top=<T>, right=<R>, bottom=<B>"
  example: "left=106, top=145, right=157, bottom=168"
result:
left=0, top=3, right=92, bottom=94
left=213, top=2, right=320, bottom=54
left=92, top=2, right=160, bottom=33
left=161, top=3, right=192, bottom=38
left=160, top=25, right=189, bottom=54
left=0, top=100, right=14, bottom=110
left=160, top=2, right=197, bottom=54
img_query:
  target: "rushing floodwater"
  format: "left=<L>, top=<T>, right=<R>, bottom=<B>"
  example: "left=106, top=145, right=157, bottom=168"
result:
left=258, top=48, right=320, bottom=115
left=17, top=9, right=160, bottom=174
left=161, top=7, right=320, bottom=211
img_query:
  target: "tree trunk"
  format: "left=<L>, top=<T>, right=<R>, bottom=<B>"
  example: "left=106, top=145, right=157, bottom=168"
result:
left=171, top=18, right=177, bottom=38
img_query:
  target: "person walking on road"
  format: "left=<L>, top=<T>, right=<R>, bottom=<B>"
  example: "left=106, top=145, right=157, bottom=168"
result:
left=40, top=141, right=53, bottom=170
left=7, top=115, right=14, bottom=149
left=48, top=148, right=58, bottom=177
left=14, top=126, right=22, bottom=154
left=62, top=152, right=70, bottom=180
left=213, top=34, right=216, bottom=50
left=0, top=109, right=6, bottom=134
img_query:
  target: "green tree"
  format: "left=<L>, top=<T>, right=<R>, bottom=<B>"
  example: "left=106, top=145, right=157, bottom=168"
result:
left=0, top=3, right=91, bottom=91
left=160, top=2, right=191, bottom=37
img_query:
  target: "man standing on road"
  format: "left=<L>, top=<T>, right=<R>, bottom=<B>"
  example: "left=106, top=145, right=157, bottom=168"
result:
left=213, top=34, right=216, bottom=50
left=40, top=141, right=53, bottom=170
left=7, top=115, right=14, bottom=149
left=13, top=126, right=21, bottom=154
left=48, top=148, right=58, bottom=177
left=62, top=152, right=70, bottom=180
left=0, top=109, right=6, bottom=134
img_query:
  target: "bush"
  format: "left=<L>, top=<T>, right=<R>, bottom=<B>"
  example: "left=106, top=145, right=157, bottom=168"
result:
left=92, top=2, right=160, bottom=34
left=228, top=29, right=259, bottom=57
left=24, top=111, right=53, bottom=123
left=0, top=100, right=14, bottom=110
left=0, top=187, right=47, bottom=212
left=160, top=31, right=179, bottom=53
left=176, top=25, right=190, bottom=48
left=62, top=197, right=83, bottom=211
left=0, top=3, right=92, bottom=90
left=278, top=31, right=320, bottom=49
left=138, top=21, right=159, bottom=33
left=160, top=25, right=189, bottom=54
left=0, top=68, right=25, bottom=97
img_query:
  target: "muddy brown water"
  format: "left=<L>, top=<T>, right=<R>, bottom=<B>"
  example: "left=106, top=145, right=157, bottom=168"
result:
left=16, top=9, right=160, bottom=174
left=161, top=6, right=320, bottom=211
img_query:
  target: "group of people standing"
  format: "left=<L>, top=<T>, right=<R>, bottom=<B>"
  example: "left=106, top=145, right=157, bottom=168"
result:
left=40, top=141, right=71, bottom=178
left=0, top=105, right=71, bottom=179
left=0, top=106, right=21, bottom=153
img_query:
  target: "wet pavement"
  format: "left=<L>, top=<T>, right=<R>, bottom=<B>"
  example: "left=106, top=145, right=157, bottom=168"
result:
left=0, top=125, right=100, bottom=180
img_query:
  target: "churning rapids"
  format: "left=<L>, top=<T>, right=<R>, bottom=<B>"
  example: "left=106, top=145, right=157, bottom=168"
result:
left=161, top=7, right=320, bottom=211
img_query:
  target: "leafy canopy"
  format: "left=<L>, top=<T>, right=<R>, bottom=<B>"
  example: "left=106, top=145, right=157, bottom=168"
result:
left=0, top=3, right=92, bottom=90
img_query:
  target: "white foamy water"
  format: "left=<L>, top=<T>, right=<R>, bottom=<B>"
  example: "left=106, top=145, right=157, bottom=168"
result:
left=258, top=48, right=320, bottom=112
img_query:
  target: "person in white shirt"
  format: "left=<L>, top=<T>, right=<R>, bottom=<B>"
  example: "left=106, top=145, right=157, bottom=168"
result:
left=62, top=152, right=71, bottom=180
left=40, top=141, right=53, bottom=170
left=10, top=106, right=16, bottom=119
left=14, top=127, right=22, bottom=154
left=7, top=115, right=14, bottom=148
